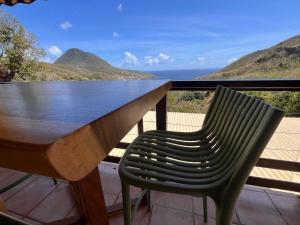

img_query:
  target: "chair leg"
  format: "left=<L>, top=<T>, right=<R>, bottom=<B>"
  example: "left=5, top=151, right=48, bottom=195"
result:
left=147, top=190, right=151, bottom=212
left=52, top=178, right=58, bottom=185
left=215, top=201, right=234, bottom=225
left=203, top=196, right=208, bottom=223
left=121, top=181, right=131, bottom=225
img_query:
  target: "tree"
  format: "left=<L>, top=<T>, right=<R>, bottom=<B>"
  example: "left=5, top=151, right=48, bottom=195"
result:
left=0, top=10, right=44, bottom=82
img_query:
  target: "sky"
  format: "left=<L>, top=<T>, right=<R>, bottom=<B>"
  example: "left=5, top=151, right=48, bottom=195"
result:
left=2, top=0, right=300, bottom=71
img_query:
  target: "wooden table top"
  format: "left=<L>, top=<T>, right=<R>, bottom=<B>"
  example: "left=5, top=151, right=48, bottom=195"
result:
left=0, top=80, right=171, bottom=181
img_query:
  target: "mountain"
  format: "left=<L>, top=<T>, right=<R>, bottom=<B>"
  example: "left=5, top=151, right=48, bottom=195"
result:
left=54, top=48, right=113, bottom=72
left=32, top=48, right=152, bottom=81
left=201, top=35, right=300, bottom=80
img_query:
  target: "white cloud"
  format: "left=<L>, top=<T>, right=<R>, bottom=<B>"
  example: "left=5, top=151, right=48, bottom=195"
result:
left=60, top=21, right=72, bottom=30
left=112, top=32, right=120, bottom=38
left=117, top=3, right=123, bottom=12
left=124, top=52, right=138, bottom=65
left=145, top=56, right=160, bottom=65
left=158, top=53, right=170, bottom=61
left=48, top=46, right=62, bottom=57
left=197, top=57, right=205, bottom=63
left=228, top=57, right=239, bottom=63
left=145, top=53, right=171, bottom=65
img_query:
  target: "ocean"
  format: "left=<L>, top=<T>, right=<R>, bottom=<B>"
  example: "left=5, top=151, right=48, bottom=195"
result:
left=146, top=69, right=219, bottom=80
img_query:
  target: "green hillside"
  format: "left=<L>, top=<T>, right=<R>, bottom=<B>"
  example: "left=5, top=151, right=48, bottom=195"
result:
left=23, top=48, right=152, bottom=81
left=54, top=48, right=113, bottom=72
left=180, top=35, right=300, bottom=115
left=202, top=35, right=300, bottom=79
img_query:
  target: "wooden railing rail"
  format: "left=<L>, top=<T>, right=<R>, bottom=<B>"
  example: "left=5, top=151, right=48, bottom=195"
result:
left=171, top=79, right=300, bottom=91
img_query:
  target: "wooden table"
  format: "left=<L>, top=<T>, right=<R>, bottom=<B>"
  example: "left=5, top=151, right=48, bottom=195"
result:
left=0, top=80, right=171, bottom=225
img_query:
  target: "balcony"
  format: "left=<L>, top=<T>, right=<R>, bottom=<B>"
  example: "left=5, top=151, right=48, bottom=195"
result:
left=0, top=80, right=300, bottom=225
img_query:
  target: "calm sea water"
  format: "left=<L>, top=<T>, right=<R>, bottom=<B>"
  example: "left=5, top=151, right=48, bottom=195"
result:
left=146, top=69, right=219, bottom=80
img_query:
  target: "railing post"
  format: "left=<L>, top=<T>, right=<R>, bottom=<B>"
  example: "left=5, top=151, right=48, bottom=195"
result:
left=138, top=119, right=144, bottom=134
left=156, top=95, right=167, bottom=131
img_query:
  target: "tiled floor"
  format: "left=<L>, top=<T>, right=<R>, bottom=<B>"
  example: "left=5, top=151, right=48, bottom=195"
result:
left=1, top=162, right=300, bottom=225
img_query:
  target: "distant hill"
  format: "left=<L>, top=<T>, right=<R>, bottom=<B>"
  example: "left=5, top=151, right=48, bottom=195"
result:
left=31, top=48, right=152, bottom=81
left=54, top=48, right=113, bottom=72
left=201, top=35, right=300, bottom=80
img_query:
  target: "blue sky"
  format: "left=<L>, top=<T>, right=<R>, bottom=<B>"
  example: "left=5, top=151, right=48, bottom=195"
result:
left=2, top=0, right=300, bottom=71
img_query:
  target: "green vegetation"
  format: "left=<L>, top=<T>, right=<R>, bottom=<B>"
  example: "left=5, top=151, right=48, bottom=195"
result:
left=55, top=48, right=113, bottom=71
left=32, top=63, right=90, bottom=81
left=201, top=35, right=300, bottom=80
left=168, top=90, right=300, bottom=115
left=167, top=91, right=211, bottom=113
left=173, top=34, right=300, bottom=116
left=246, top=91, right=300, bottom=115
left=0, top=10, right=44, bottom=82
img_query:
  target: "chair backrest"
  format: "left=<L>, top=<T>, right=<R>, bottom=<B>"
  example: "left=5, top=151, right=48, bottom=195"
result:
left=202, top=86, right=283, bottom=187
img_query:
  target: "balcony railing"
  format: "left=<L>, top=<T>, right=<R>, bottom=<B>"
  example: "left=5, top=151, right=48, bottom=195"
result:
left=107, top=79, right=300, bottom=193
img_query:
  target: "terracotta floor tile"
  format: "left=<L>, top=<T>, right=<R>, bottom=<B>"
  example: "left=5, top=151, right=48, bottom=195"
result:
left=130, top=186, right=142, bottom=199
left=134, top=205, right=152, bottom=225
left=109, top=213, right=124, bottom=225
left=4, top=177, right=58, bottom=216
left=268, top=193, right=300, bottom=225
left=152, top=191, right=193, bottom=212
left=105, top=192, right=118, bottom=206
left=193, top=197, right=240, bottom=224
left=100, top=162, right=123, bottom=205
left=9, top=211, right=42, bottom=225
left=98, top=162, right=111, bottom=174
left=193, top=213, right=216, bottom=225
left=23, top=218, right=42, bottom=225
left=243, top=184, right=265, bottom=192
left=66, top=205, right=80, bottom=218
left=115, top=186, right=142, bottom=204
left=236, top=189, right=287, bottom=225
left=7, top=211, right=23, bottom=219
left=149, top=205, right=193, bottom=225
left=265, top=188, right=299, bottom=198
left=101, top=167, right=122, bottom=195
left=193, top=196, right=215, bottom=218
left=109, top=205, right=151, bottom=225
left=26, top=183, right=75, bottom=223
left=101, top=174, right=122, bottom=195
left=0, top=169, right=27, bottom=190
left=1, top=163, right=300, bottom=225
left=0, top=176, right=38, bottom=201
left=102, top=162, right=119, bottom=176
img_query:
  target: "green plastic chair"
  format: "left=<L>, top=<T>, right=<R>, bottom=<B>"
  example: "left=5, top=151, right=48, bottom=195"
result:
left=118, top=86, right=283, bottom=225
